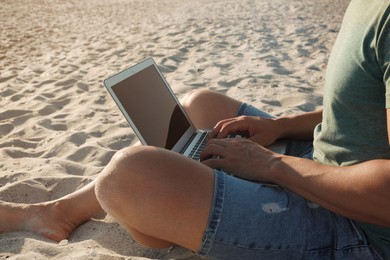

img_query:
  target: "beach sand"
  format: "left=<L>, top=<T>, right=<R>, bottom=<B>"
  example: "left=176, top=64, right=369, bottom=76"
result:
left=0, top=0, right=350, bottom=259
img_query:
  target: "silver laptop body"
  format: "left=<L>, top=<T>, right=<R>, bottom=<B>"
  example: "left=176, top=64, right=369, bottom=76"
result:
left=103, top=58, right=286, bottom=161
left=103, top=58, right=210, bottom=160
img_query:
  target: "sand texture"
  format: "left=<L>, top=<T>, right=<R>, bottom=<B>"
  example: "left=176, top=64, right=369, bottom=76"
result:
left=0, top=0, right=350, bottom=259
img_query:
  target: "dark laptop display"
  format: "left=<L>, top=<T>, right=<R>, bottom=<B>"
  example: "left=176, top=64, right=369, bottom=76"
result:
left=110, top=65, right=191, bottom=150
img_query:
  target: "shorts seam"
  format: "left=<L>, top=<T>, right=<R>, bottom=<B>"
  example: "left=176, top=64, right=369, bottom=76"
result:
left=195, top=170, right=226, bottom=256
left=236, top=102, right=249, bottom=116
left=207, top=241, right=382, bottom=255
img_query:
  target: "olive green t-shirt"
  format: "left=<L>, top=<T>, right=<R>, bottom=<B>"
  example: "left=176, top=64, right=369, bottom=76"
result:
left=312, top=0, right=390, bottom=257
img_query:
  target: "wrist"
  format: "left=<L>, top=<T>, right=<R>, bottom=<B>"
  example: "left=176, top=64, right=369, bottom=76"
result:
left=273, top=110, right=321, bottom=140
left=273, top=116, right=293, bottom=139
left=265, top=154, right=287, bottom=184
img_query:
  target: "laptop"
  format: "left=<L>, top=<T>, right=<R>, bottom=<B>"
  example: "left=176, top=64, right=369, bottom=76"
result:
left=103, top=58, right=286, bottom=161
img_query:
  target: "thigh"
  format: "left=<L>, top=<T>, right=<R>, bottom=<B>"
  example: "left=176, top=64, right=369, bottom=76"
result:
left=96, top=146, right=216, bottom=251
left=196, top=171, right=382, bottom=259
left=181, top=89, right=243, bottom=129
left=181, top=90, right=276, bottom=129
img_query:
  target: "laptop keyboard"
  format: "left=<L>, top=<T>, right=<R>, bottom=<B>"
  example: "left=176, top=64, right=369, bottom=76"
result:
left=188, top=132, right=208, bottom=161
left=188, top=132, right=244, bottom=161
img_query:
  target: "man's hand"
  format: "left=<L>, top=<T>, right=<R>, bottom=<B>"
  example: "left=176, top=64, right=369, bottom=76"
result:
left=200, top=138, right=281, bottom=182
left=208, top=116, right=282, bottom=147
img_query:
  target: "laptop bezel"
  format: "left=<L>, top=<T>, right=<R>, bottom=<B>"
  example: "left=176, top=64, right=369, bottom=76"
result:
left=103, top=58, right=199, bottom=153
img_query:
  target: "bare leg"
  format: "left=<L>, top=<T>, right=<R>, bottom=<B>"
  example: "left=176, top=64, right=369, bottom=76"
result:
left=95, top=145, right=215, bottom=251
left=0, top=90, right=242, bottom=242
left=92, top=90, right=242, bottom=249
left=0, top=179, right=102, bottom=241
left=181, top=89, right=242, bottom=129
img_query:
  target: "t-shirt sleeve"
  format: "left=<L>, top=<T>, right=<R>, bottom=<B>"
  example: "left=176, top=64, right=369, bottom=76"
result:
left=378, top=8, right=390, bottom=107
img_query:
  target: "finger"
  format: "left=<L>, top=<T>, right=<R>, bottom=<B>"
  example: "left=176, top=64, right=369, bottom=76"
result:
left=208, top=118, right=237, bottom=140
left=201, top=157, right=226, bottom=170
left=207, top=128, right=219, bottom=140
left=217, top=120, right=250, bottom=139
left=200, top=142, right=227, bottom=161
left=206, top=138, right=232, bottom=147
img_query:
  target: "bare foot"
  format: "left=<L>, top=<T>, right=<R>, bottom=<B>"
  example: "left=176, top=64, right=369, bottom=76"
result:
left=0, top=201, right=88, bottom=242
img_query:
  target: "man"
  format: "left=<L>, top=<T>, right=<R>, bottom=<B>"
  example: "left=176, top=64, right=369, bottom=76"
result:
left=0, top=0, right=389, bottom=258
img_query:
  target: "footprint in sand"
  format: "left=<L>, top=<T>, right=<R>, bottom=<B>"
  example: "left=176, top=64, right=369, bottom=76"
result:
left=0, top=123, right=14, bottom=137
left=2, top=148, right=44, bottom=159
left=38, top=119, right=68, bottom=132
left=0, top=110, right=31, bottom=121
left=38, top=104, right=59, bottom=116
left=0, top=139, right=39, bottom=149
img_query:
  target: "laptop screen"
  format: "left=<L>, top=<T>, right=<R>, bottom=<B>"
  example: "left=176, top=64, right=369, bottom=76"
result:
left=111, top=65, right=191, bottom=149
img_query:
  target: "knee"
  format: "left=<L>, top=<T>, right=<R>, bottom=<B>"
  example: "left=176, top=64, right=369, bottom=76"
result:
left=95, top=146, right=157, bottom=212
left=180, top=89, right=219, bottom=110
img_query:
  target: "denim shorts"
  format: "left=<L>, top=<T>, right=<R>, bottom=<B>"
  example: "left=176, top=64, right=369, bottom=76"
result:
left=194, top=103, right=383, bottom=259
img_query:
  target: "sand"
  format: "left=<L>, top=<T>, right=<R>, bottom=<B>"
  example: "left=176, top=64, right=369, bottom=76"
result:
left=0, top=0, right=350, bottom=259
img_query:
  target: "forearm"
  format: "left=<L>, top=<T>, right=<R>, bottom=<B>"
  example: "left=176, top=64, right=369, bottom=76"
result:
left=269, top=156, right=390, bottom=226
left=274, top=109, right=323, bottom=140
